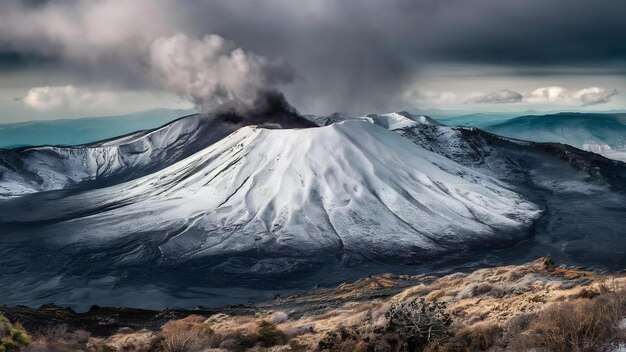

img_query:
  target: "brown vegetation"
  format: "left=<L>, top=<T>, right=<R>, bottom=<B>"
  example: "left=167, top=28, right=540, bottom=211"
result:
left=4, top=257, right=626, bottom=351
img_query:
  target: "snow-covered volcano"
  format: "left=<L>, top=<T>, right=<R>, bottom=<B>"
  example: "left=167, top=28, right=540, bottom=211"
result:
left=2, top=109, right=626, bottom=309
left=0, top=120, right=538, bottom=261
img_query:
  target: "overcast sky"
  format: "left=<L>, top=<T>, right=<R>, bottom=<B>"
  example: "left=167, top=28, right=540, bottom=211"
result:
left=0, top=0, right=625, bottom=122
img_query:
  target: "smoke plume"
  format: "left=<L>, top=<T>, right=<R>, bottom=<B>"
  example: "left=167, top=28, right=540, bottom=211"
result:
left=148, top=33, right=296, bottom=114
left=0, top=1, right=300, bottom=118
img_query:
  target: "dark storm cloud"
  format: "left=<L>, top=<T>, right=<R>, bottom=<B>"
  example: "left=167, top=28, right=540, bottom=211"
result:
left=419, top=0, right=626, bottom=66
left=183, top=0, right=626, bottom=67
left=0, top=51, right=40, bottom=69
left=0, top=47, right=61, bottom=72
left=18, top=0, right=51, bottom=6
left=174, top=0, right=626, bottom=111
left=0, top=0, right=625, bottom=114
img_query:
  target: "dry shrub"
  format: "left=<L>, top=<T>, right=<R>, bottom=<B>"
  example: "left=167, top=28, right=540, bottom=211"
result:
left=385, top=299, right=451, bottom=349
left=17, top=322, right=122, bottom=352
left=426, top=323, right=503, bottom=352
left=505, top=267, right=529, bottom=282
left=317, top=326, right=405, bottom=352
left=503, top=311, right=538, bottom=337
left=216, top=331, right=257, bottom=351
left=571, top=282, right=611, bottom=299
left=109, top=329, right=159, bottom=352
left=288, top=338, right=311, bottom=351
left=425, top=287, right=626, bottom=352
left=116, top=327, right=134, bottom=334
left=257, top=320, right=289, bottom=347
left=317, top=298, right=452, bottom=351
left=521, top=293, right=625, bottom=352
left=161, top=315, right=213, bottom=336
left=160, top=328, right=201, bottom=352
left=157, top=316, right=290, bottom=351
left=43, top=324, right=90, bottom=344
left=159, top=315, right=215, bottom=352
left=89, top=341, right=116, bottom=352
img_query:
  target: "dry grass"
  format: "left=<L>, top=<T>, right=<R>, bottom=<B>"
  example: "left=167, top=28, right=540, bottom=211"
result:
left=7, top=257, right=626, bottom=352
left=21, top=324, right=94, bottom=352
left=429, top=289, right=626, bottom=352
left=426, top=323, right=503, bottom=352
left=158, top=315, right=217, bottom=351
left=520, top=291, right=626, bottom=352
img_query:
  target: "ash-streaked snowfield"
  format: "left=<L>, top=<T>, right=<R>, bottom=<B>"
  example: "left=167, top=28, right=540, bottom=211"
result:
left=0, top=0, right=626, bottom=311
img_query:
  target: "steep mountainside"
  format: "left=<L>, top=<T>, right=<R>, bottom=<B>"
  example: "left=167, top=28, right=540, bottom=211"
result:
left=0, top=106, right=315, bottom=198
left=312, top=111, right=626, bottom=270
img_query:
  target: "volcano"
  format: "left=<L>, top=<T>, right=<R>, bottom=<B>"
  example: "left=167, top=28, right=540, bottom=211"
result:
left=1, top=110, right=625, bottom=309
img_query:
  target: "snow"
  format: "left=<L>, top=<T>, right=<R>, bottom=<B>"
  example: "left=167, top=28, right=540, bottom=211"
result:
left=0, top=114, right=236, bottom=198
left=375, top=112, right=441, bottom=129
left=310, top=111, right=440, bottom=130
left=0, top=120, right=540, bottom=261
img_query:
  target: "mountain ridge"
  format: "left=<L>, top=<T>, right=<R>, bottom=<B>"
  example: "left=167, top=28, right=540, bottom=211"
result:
left=451, top=112, right=626, bottom=162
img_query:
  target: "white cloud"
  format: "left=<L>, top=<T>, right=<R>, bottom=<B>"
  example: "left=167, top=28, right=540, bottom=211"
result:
left=467, top=89, right=523, bottom=104
left=23, top=86, right=121, bottom=111
left=526, top=86, right=570, bottom=103
left=574, top=87, right=618, bottom=106
left=526, top=86, right=618, bottom=106
left=460, top=86, right=619, bottom=106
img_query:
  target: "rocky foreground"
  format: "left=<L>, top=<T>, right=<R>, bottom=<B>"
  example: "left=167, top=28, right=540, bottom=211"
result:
left=2, top=257, right=626, bottom=351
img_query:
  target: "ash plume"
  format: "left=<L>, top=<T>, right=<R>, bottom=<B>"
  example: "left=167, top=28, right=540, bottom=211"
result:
left=0, top=1, right=303, bottom=122
left=148, top=33, right=296, bottom=116
left=212, top=89, right=317, bottom=129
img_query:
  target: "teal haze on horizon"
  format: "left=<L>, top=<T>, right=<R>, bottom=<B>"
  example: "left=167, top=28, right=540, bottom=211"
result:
left=2, top=108, right=626, bottom=164
left=0, top=109, right=195, bottom=149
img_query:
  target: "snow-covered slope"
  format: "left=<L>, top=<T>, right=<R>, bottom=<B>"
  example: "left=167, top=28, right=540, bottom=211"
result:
left=0, top=121, right=539, bottom=262
left=0, top=107, right=315, bottom=198
left=313, top=111, right=626, bottom=184
left=314, top=111, right=626, bottom=271
left=0, top=114, right=214, bottom=197
left=3, top=109, right=626, bottom=309
left=311, top=111, right=440, bottom=129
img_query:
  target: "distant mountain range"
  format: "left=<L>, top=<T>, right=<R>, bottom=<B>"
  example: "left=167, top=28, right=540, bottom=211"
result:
left=434, top=112, right=626, bottom=162
left=482, top=112, right=626, bottom=162
left=1, top=109, right=625, bottom=309
left=3, top=109, right=625, bottom=163
left=0, top=109, right=195, bottom=149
